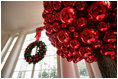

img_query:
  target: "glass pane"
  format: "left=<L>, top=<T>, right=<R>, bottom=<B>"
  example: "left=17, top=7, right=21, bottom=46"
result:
left=24, top=71, right=32, bottom=78
left=33, top=71, right=41, bottom=78
left=50, top=68, right=57, bottom=78
left=12, top=72, right=19, bottom=78
left=42, top=70, right=49, bottom=78
left=14, top=59, right=23, bottom=71
left=17, top=71, right=26, bottom=78
left=77, top=59, right=89, bottom=78
left=25, top=33, right=36, bottom=41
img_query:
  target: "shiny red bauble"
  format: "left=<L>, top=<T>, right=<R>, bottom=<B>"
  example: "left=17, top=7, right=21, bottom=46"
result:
left=98, top=22, right=111, bottom=32
left=57, top=50, right=63, bottom=56
left=70, top=39, right=80, bottom=49
left=85, top=57, right=96, bottom=63
left=80, top=28, right=99, bottom=44
left=92, top=40, right=102, bottom=49
left=53, top=22, right=61, bottom=32
left=60, top=7, right=76, bottom=24
left=55, top=12, right=60, bottom=21
left=88, top=2, right=108, bottom=21
left=104, top=30, right=117, bottom=43
left=79, top=46, right=94, bottom=58
left=63, top=1, right=76, bottom=7
left=53, top=1, right=62, bottom=11
left=76, top=1, right=86, bottom=11
left=73, top=32, right=79, bottom=38
left=45, top=24, right=53, bottom=34
left=100, top=43, right=116, bottom=56
left=76, top=17, right=87, bottom=28
left=69, top=26, right=75, bottom=32
left=47, top=14, right=55, bottom=23
left=44, top=1, right=53, bottom=13
left=57, top=30, right=71, bottom=43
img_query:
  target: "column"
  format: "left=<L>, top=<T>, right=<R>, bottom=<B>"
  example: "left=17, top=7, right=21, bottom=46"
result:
left=1, top=35, right=14, bottom=63
left=61, top=58, right=76, bottom=78
left=90, top=62, right=102, bottom=78
left=85, top=62, right=95, bottom=78
left=1, top=32, right=26, bottom=78
left=73, top=63, right=80, bottom=78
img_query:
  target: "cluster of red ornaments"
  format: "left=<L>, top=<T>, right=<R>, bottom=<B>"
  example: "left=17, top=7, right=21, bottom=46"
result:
left=42, top=1, right=117, bottom=63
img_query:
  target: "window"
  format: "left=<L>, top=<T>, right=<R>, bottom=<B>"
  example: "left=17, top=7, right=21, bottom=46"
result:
left=77, top=59, right=89, bottom=78
left=1, top=36, right=18, bottom=69
left=12, top=30, right=57, bottom=78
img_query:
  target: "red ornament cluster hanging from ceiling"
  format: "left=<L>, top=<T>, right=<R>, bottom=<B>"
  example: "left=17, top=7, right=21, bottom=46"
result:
left=42, top=1, right=117, bottom=63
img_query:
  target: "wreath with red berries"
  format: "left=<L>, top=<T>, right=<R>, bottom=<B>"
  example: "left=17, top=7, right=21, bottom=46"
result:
left=24, top=40, right=47, bottom=64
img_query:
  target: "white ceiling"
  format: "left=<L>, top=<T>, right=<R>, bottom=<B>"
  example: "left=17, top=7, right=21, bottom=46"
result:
left=1, top=1, right=44, bottom=33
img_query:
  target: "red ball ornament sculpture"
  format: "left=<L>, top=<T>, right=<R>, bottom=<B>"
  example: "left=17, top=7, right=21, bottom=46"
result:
left=75, top=1, right=86, bottom=11
left=43, top=1, right=117, bottom=63
left=100, top=43, right=116, bottom=56
left=104, top=30, right=117, bottom=43
left=60, top=7, right=76, bottom=24
left=57, top=30, right=71, bottom=43
left=88, top=2, right=108, bottom=21
left=80, top=28, right=99, bottom=44
left=53, top=1, right=62, bottom=11
left=98, top=22, right=111, bottom=32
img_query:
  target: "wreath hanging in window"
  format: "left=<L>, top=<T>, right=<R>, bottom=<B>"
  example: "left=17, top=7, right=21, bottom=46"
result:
left=24, top=27, right=47, bottom=64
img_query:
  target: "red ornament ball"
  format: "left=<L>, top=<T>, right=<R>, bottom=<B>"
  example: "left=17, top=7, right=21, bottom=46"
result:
left=44, top=1, right=53, bottom=13
left=88, top=2, right=108, bottom=21
left=69, top=26, right=75, bottom=32
left=98, top=22, right=111, bottom=32
left=73, top=32, right=79, bottom=38
left=76, top=1, right=86, bottom=11
left=63, top=1, right=76, bottom=7
left=103, top=30, right=117, bottom=43
left=80, top=28, right=99, bottom=44
left=45, top=24, right=53, bottom=34
left=70, top=39, right=80, bottom=49
left=57, top=50, right=63, bottom=56
left=61, top=23, right=67, bottom=28
left=47, top=14, right=55, bottom=23
left=76, top=17, right=87, bottom=29
left=60, top=7, right=76, bottom=24
left=57, top=30, right=71, bottom=43
left=100, top=43, right=116, bottom=56
left=85, top=57, right=96, bottom=63
left=55, top=12, right=60, bottom=21
left=53, top=1, right=62, bottom=10
left=53, top=22, right=61, bottom=32
left=79, top=46, right=94, bottom=58
left=92, top=40, right=102, bottom=49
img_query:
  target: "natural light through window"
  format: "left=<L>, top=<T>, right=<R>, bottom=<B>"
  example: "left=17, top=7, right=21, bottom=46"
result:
left=12, top=30, right=57, bottom=78
left=77, top=59, right=89, bottom=78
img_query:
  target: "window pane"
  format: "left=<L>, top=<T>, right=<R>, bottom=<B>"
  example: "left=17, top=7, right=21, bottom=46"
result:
left=77, top=59, right=89, bottom=78
left=24, top=71, right=32, bottom=78
left=33, top=71, right=41, bottom=78
left=12, top=72, right=19, bottom=78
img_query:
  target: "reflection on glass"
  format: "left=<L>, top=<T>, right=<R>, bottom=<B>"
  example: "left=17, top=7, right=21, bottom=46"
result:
left=77, top=59, right=89, bottom=78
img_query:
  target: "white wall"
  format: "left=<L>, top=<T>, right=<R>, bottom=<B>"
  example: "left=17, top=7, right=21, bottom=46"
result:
left=1, top=31, right=11, bottom=50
